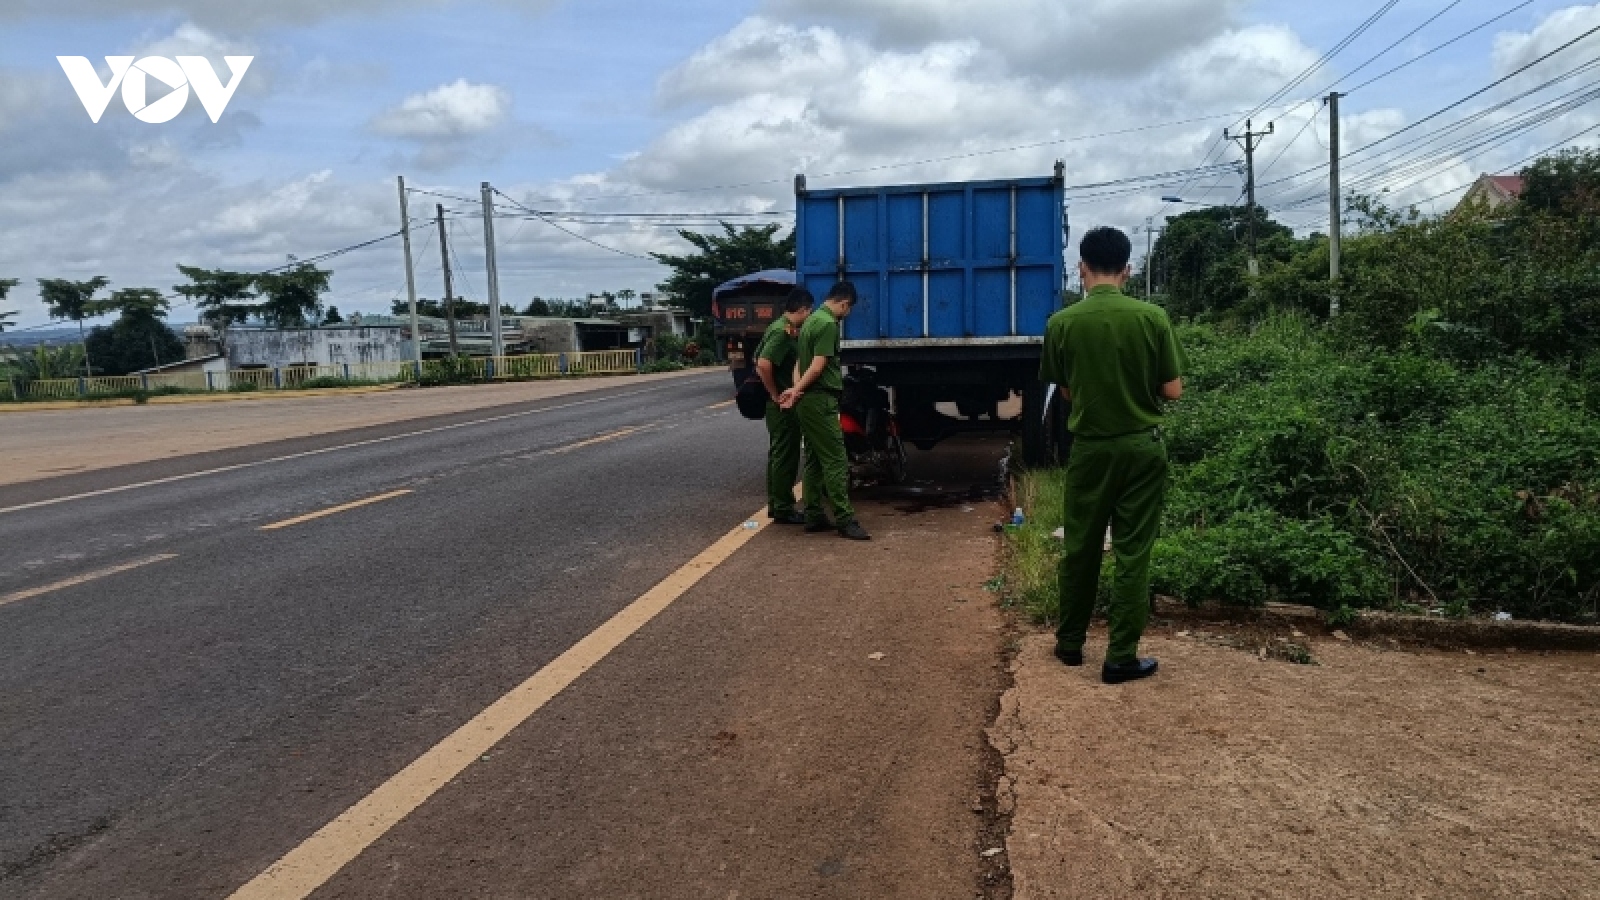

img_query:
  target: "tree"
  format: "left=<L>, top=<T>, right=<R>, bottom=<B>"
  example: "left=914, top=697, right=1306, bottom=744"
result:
left=255, top=263, right=332, bottom=328
left=176, top=266, right=257, bottom=334
left=616, top=288, right=637, bottom=307
left=38, top=276, right=110, bottom=375
left=323, top=305, right=344, bottom=325
left=1518, top=146, right=1600, bottom=216
left=1148, top=206, right=1292, bottom=320
left=85, top=287, right=185, bottom=375
left=0, top=278, right=17, bottom=333
left=12, top=344, right=85, bottom=381
left=524, top=297, right=551, bottom=316
left=652, top=223, right=795, bottom=318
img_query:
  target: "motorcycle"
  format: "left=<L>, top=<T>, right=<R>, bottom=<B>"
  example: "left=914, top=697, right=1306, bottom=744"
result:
left=840, top=369, right=908, bottom=486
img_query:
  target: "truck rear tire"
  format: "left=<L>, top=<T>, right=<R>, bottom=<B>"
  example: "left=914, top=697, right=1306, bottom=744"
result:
left=1021, top=383, right=1048, bottom=467
left=1020, top=382, right=1068, bottom=468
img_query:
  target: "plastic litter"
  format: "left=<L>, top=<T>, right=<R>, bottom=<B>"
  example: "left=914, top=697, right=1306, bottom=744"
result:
left=743, top=520, right=759, bottom=529
left=1493, top=611, right=1513, bottom=621
left=1011, top=507, right=1025, bottom=526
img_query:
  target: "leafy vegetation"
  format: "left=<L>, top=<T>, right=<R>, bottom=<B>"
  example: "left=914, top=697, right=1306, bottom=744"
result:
left=651, top=223, right=794, bottom=318
left=1009, top=149, right=1600, bottom=626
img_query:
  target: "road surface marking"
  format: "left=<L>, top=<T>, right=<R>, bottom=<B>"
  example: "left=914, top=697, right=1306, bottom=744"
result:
left=0, top=381, right=702, bottom=517
left=227, top=507, right=772, bottom=900
left=539, top=426, right=643, bottom=455
left=0, top=553, right=179, bottom=609
left=259, top=490, right=414, bottom=531
left=706, top=400, right=734, bottom=410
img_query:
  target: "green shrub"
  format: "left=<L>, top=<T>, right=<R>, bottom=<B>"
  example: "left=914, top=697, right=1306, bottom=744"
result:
left=1008, top=313, right=1600, bottom=624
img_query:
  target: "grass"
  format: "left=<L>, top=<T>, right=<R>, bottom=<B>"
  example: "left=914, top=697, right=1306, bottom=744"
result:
left=1002, top=467, right=1067, bottom=625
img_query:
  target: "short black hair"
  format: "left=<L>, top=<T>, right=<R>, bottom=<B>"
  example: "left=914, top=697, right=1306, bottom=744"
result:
left=826, top=281, right=858, bottom=306
left=1079, top=227, right=1132, bottom=276
left=784, top=286, right=814, bottom=313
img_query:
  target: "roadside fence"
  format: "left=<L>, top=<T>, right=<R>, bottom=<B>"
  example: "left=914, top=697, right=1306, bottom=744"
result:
left=4, top=349, right=647, bottom=402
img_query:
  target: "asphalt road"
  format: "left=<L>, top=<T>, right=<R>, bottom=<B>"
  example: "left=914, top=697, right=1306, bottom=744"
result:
left=0, top=372, right=778, bottom=896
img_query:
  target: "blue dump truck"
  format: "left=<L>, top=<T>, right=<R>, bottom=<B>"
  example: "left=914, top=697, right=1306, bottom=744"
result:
left=795, top=165, right=1069, bottom=466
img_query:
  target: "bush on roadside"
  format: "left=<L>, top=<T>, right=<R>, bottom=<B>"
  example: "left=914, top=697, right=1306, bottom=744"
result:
left=1006, top=314, right=1600, bottom=625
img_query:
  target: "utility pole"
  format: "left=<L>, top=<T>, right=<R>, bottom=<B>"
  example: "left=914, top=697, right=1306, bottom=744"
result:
left=480, top=182, right=505, bottom=359
left=397, top=176, right=423, bottom=375
left=1225, top=118, right=1273, bottom=276
left=1327, top=93, right=1343, bottom=317
left=1144, top=216, right=1154, bottom=301
left=436, top=203, right=459, bottom=357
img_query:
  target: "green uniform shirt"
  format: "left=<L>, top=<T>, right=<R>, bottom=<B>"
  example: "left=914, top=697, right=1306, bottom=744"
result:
left=1039, top=284, right=1185, bottom=438
left=797, top=305, right=843, bottom=394
left=755, top=317, right=798, bottom=392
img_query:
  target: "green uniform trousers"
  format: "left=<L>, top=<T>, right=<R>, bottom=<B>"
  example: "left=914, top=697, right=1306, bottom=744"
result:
left=796, top=392, right=856, bottom=525
left=1057, top=429, right=1169, bottom=665
left=765, top=401, right=802, bottom=517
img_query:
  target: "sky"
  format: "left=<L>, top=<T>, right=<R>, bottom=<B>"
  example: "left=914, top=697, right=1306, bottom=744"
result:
left=0, top=0, right=1596, bottom=329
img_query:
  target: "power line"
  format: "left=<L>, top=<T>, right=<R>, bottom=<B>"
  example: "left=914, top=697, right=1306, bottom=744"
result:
left=1260, top=21, right=1600, bottom=192
left=1265, top=64, right=1600, bottom=209
left=1343, top=1, right=1535, bottom=96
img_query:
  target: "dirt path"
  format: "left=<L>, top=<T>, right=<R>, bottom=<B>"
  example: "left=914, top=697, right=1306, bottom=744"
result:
left=994, top=623, right=1600, bottom=898
left=0, top=369, right=712, bottom=486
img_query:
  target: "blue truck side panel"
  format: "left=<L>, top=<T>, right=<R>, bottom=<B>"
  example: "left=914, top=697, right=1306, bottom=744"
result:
left=795, top=175, right=1064, bottom=343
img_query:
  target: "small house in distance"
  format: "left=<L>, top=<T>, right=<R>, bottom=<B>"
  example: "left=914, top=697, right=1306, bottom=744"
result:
left=1456, top=174, right=1525, bottom=212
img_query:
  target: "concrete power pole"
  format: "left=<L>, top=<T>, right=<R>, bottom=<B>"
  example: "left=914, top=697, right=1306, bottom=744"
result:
left=1144, top=216, right=1154, bottom=301
left=1327, top=93, right=1343, bottom=318
left=397, top=176, right=423, bottom=375
left=480, top=182, right=505, bottom=360
left=1225, top=118, right=1274, bottom=276
left=436, top=203, right=459, bottom=357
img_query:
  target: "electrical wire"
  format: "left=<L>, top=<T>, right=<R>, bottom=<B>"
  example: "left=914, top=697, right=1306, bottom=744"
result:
left=1343, top=1, right=1535, bottom=97
left=1259, top=22, right=1600, bottom=191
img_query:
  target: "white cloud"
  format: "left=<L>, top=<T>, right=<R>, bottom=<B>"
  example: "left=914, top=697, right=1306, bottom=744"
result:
left=768, top=0, right=1246, bottom=76
left=370, top=79, right=511, bottom=140
left=658, top=17, right=861, bottom=106
left=1493, top=3, right=1600, bottom=80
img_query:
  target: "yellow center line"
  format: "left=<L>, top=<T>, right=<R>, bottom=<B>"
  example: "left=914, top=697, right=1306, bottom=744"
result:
left=227, top=507, right=773, bottom=899
left=259, top=490, right=414, bottom=531
left=539, top=426, right=643, bottom=455
left=706, top=400, right=735, bottom=410
left=0, top=553, right=179, bottom=609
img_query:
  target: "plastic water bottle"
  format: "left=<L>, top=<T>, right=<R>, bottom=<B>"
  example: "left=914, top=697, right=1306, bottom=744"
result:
left=1011, top=507, right=1025, bottom=527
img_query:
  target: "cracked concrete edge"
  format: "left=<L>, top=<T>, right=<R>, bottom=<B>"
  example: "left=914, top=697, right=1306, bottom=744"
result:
left=985, top=644, right=1029, bottom=899
left=1155, top=597, right=1600, bottom=653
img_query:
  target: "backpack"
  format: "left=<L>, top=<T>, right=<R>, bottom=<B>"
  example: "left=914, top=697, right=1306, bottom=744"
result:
left=735, top=372, right=768, bottom=420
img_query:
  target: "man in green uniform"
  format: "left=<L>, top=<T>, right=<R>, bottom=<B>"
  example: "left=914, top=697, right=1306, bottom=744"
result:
left=1039, top=226, right=1185, bottom=684
left=779, top=281, right=870, bottom=541
left=755, top=287, right=813, bottom=524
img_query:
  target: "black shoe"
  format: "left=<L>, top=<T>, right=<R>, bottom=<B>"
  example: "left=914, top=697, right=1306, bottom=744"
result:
left=771, top=511, right=807, bottom=525
left=1101, top=657, right=1158, bottom=684
left=1054, top=645, right=1084, bottom=667
left=837, top=520, right=871, bottom=541
left=804, top=519, right=836, bottom=533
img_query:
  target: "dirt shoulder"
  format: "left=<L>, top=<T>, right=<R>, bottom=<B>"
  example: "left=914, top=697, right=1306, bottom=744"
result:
left=311, top=442, right=1013, bottom=899
left=993, top=622, right=1600, bottom=898
left=0, top=368, right=713, bottom=487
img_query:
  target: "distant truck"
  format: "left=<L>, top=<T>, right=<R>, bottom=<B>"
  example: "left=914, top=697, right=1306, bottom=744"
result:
left=711, top=268, right=796, bottom=392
